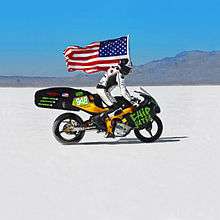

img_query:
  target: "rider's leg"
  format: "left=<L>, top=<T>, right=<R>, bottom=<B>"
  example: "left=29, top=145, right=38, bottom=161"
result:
left=96, top=88, right=116, bottom=106
left=92, top=88, right=116, bottom=130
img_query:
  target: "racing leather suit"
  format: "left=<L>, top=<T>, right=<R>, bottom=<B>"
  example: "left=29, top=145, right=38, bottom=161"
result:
left=96, top=65, right=132, bottom=107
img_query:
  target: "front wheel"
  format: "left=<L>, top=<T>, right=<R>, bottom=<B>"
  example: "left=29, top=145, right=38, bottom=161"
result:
left=53, top=113, right=85, bottom=145
left=134, top=115, right=163, bottom=143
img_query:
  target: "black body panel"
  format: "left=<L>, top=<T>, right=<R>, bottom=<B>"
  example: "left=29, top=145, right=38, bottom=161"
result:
left=34, top=87, right=92, bottom=111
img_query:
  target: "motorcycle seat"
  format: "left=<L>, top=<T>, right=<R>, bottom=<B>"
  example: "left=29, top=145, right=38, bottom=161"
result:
left=92, top=94, right=132, bottom=110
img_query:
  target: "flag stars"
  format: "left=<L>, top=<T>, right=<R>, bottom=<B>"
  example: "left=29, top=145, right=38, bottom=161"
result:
left=99, top=37, right=128, bottom=57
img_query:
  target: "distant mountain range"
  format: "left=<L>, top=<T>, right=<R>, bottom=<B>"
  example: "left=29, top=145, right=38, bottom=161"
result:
left=1, top=50, right=220, bottom=87
left=133, top=50, right=220, bottom=85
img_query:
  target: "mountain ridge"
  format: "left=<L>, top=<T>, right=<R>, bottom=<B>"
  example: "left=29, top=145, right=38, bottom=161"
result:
left=1, top=50, right=220, bottom=87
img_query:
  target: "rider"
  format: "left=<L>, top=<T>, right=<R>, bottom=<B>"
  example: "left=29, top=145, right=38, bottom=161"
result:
left=93, top=59, right=137, bottom=132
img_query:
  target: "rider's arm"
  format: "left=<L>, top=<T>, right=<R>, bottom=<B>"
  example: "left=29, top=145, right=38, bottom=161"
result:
left=97, top=74, right=107, bottom=88
left=116, top=73, right=132, bottom=102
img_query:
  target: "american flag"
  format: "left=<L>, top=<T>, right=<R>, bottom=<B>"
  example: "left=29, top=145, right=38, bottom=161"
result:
left=63, top=36, right=130, bottom=74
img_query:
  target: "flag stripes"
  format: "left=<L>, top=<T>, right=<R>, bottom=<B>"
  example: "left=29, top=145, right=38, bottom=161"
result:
left=63, top=36, right=129, bottom=74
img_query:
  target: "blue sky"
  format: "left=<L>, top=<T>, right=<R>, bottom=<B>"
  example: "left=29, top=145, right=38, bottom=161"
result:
left=0, top=0, right=219, bottom=76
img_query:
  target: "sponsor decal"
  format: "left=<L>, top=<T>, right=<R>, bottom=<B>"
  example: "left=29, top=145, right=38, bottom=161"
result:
left=42, top=97, right=58, bottom=100
left=129, top=106, right=152, bottom=128
left=37, top=96, right=58, bottom=107
left=62, top=93, right=69, bottom=98
left=75, top=91, right=84, bottom=97
left=46, top=92, right=59, bottom=97
left=38, top=103, right=53, bottom=107
left=39, top=100, right=55, bottom=103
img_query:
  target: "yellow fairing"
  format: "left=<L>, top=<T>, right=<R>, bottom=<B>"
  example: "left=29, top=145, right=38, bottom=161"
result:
left=106, top=106, right=135, bottom=134
left=78, top=103, right=109, bottom=113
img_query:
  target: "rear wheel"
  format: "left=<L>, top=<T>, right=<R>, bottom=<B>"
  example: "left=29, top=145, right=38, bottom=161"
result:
left=134, top=115, right=163, bottom=143
left=53, top=113, right=85, bottom=145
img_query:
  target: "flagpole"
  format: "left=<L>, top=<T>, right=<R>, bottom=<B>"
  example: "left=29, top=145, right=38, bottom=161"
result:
left=127, top=34, right=131, bottom=66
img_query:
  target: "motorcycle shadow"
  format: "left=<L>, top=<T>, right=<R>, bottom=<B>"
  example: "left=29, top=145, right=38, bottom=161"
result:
left=78, top=136, right=188, bottom=145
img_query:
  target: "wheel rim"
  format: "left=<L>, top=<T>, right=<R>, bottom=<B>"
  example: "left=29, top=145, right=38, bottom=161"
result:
left=57, top=118, right=82, bottom=141
left=137, top=120, right=160, bottom=139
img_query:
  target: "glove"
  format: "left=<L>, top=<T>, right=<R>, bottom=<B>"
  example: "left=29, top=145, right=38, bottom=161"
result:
left=130, top=97, right=140, bottom=106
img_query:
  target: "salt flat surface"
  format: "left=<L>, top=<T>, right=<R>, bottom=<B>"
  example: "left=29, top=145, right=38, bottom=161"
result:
left=0, top=86, right=220, bottom=220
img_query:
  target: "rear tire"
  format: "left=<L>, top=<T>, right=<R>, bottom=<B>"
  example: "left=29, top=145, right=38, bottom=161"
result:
left=53, top=113, right=85, bottom=145
left=134, top=115, right=163, bottom=143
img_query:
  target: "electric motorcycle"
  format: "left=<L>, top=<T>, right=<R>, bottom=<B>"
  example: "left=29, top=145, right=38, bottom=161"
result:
left=34, top=87, right=163, bottom=144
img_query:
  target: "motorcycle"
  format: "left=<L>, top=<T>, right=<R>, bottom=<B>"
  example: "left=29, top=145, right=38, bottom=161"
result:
left=34, top=87, right=163, bottom=144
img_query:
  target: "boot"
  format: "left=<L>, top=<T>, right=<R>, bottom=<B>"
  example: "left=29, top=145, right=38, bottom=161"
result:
left=104, top=132, right=115, bottom=138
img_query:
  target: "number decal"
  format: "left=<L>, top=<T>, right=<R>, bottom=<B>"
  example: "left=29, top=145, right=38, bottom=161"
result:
left=72, top=96, right=89, bottom=106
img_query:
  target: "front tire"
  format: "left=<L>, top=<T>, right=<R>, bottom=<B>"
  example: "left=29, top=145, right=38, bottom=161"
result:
left=134, top=115, right=163, bottom=143
left=53, top=113, right=85, bottom=145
